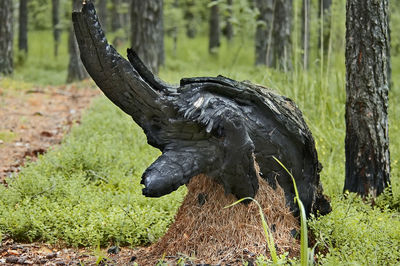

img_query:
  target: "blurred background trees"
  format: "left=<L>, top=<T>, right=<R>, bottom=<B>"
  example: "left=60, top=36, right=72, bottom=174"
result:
left=0, top=0, right=399, bottom=86
left=0, top=0, right=14, bottom=75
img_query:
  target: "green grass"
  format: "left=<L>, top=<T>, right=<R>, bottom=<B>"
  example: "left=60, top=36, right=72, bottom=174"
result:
left=1, top=26, right=400, bottom=264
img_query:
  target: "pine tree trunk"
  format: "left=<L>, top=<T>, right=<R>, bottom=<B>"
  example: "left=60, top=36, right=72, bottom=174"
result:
left=319, top=0, right=331, bottom=55
left=67, top=0, right=88, bottom=83
left=254, top=0, right=274, bottom=65
left=344, top=0, right=391, bottom=197
left=272, top=0, right=292, bottom=71
left=0, top=0, right=13, bottom=75
left=208, top=0, right=220, bottom=54
left=223, top=0, right=233, bottom=41
left=111, top=0, right=122, bottom=31
left=130, top=0, right=163, bottom=74
left=301, top=0, right=310, bottom=69
left=183, top=0, right=197, bottom=38
left=97, top=0, right=108, bottom=31
left=52, top=0, right=61, bottom=57
left=158, top=0, right=165, bottom=66
left=18, top=0, right=28, bottom=53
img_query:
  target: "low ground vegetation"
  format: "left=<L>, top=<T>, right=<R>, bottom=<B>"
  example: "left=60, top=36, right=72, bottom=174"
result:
left=1, top=26, right=400, bottom=264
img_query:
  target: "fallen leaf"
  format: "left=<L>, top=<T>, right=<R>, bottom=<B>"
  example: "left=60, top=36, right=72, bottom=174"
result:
left=8, top=249, right=20, bottom=255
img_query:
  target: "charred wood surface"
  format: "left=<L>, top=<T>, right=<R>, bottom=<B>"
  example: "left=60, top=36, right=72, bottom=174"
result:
left=72, top=2, right=330, bottom=217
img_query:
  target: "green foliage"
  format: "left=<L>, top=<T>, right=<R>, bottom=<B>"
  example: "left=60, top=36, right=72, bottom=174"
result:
left=309, top=194, right=400, bottom=265
left=0, top=98, right=186, bottom=247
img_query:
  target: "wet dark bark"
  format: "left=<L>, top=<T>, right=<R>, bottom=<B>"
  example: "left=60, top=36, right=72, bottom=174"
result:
left=319, top=0, right=331, bottom=55
left=271, top=0, right=292, bottom=71
left=52, top=0, right=61, bottom=57
left=73, top=2, right=331, bottom=217
left=130, top=0, right=164, bottom=74
left=254, top=0, right=274, bottom=65
left=301, top=0, right=310, bottom=69
left=208, top=0, right=220, bottom=54
left=0, top=0, right=13, bottom=75
left=223, top=0, right=233, bottom=41
left=344, top=0, right=391, bottom=197
left=18, top=0, right=28, bottom=53
left=67, top=0, right=88, bottom=83
left=111, top=0, right=122, bottom=31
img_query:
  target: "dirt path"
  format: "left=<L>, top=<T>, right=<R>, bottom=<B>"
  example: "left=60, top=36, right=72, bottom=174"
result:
left=0, top=83, right=98, bottom=183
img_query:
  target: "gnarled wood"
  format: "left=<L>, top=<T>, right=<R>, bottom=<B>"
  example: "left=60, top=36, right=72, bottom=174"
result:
left=72, top=2, right=330, bottom=217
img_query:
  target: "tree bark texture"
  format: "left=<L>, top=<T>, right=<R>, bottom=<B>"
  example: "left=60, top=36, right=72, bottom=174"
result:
left=52, top=0, right=61, bottom=57
left=272, top=0, right=292, bottom=71
left=18, top=0, right=28, bottom=53
left=0, top=0, right=13, bottom=75
left=344, top=0, right=391, bottom=197
left=301, top=0, right=310, bottom=69
left=130, top=0, right=164, bottom=74
left=319, top=0, right=331, bottom=55
left=254, top=0, right=274, bottom=65
left=111, top=0, right=122, bottom=31
left=73, top=2, right=331, bottom=217
left=223, top=0, right=233, bottom=41
left=67, top=0, right=88, bottom=83
left=208, top=0, right=220, bottom=53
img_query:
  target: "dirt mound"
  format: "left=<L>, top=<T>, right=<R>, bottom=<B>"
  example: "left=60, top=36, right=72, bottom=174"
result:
left=136, top=174, right=300, bottom=265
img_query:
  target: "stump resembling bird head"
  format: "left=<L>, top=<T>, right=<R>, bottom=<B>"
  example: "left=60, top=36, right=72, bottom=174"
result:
left=72, top=2, right=331, bottom=216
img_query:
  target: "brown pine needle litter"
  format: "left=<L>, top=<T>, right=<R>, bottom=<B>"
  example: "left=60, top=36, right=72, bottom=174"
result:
left=134, top=175, right=300, bottom=265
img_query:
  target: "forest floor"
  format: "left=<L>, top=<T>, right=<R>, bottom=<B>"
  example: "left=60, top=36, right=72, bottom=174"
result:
left=0, top=84, right=166, bottom=265
left=0, top=84, right=123, bottom=265
left=0, top=84, right=98, bottom=183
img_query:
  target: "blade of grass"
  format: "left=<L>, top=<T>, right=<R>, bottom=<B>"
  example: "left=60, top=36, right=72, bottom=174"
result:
left=224, top=197, right=278, bottom=264
left=273, top=156, right=309, bottom=266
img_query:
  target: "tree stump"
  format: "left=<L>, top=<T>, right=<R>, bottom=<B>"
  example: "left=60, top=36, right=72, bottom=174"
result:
left=72, top=2, right=331, bottom=262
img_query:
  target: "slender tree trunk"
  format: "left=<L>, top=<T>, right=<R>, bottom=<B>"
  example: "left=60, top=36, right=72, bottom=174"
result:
left=301, top=0, right=310, bottom=69
left=158, top=0, right=165, bottom=66
left=18, top=0, right=28, bottom=53
left=172, top=0, right=178, bottom=56
left=111, top=0, right=122, bottom=31
left=254, top=0, right=274, bottom=65
left=67, top=0, right=88, bottom=83
left=223, top=0, right=233, bottom=41
left=208, top=0, right=220, bottom=54
left=272, top=0, right=292, bottom=71
left=344, top=0, right=391, bottom=197
left=183, top=0, right=197, bottom=38
left=130, top=0, right=164, bottom=74
left=97, top=0, right=108, bottom=31
left=52, top=0, right=61, bottom=57
left=0, top=0, right=13, bottom=75
left=319, top=0, right=332, bottom=55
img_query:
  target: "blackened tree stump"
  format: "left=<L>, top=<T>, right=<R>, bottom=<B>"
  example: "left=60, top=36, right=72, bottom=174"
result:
left=72, top=2, right=331, bottom=262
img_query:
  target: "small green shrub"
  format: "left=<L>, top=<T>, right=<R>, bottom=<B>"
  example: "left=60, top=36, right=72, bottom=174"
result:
left=309, top=194, right=400, bottom=265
